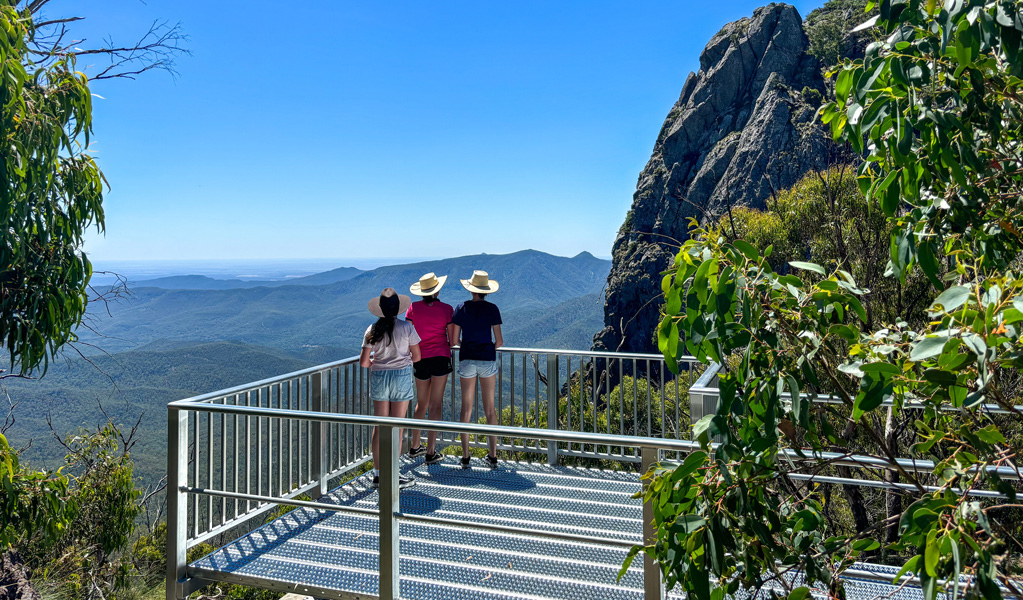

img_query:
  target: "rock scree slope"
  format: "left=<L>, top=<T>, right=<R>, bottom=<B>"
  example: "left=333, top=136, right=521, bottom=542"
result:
left=595, top=3, right=836, bottom=354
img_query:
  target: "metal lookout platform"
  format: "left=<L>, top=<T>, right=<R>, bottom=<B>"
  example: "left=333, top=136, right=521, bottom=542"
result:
left=165, top=347, right=980, bottom=600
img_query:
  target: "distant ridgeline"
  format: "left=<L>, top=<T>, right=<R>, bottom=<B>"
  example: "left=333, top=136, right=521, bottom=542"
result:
left=596, top=0, right=871, bottom=355
left=4, top=250, right=609, bottom=481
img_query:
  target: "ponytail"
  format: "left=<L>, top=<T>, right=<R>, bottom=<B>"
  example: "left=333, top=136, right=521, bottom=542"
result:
left=366, top=316, right=395, bottom=346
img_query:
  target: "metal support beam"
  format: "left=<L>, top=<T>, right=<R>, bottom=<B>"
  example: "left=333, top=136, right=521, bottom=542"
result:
left=689, top=363, right=722, bottom=436
left=378, top=425, right=400, bottom=600
left=166, top=407, right=189, bottom=600
left=311, top=371, right=328, bottom=497
left=641, top=446, right=665, bottom=600
left=546, top=354, right=559, bottom=465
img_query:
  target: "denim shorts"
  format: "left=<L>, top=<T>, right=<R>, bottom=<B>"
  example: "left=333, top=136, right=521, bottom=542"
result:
left=369, top=366, right=415, bottom=403
left=457, top=359, right=497, bottom=379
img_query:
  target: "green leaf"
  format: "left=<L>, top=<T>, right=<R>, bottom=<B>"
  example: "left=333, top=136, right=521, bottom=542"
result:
left=975, top=425, right=1005, bottom=445
left=892, top=555, right=921, bottom=584
left=924, top=529, right=939, bottom=577
left=617, top=546, right=642, bottom=581
left=852, top=539, right=881, bottom=552
left=928, top=285, right=971, bottom=314
left=732, top=240, right=759, bottom=261
left=861, top=362, right=901, bottom=376
left=910, top=334, right=951, bottom=362
left=673, top=450, right=707, bottom=481
left=789, top=261, right=825, bottom=275
left=788, top=587, right=812, bottom=600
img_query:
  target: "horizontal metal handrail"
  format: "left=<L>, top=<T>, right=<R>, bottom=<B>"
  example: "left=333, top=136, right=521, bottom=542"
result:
left=168, top=403, right=1022, bottom=480
left=498, top=346, right=694, bottom=361
left=174, top=355, right=362, bottom=405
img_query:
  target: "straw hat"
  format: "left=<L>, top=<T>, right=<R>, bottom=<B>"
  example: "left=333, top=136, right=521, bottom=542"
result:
left=460, top=270, right=499, bottom=294
left=368, top=287, right=412, bottom=317
left=410, top=272, right=447, bottom=296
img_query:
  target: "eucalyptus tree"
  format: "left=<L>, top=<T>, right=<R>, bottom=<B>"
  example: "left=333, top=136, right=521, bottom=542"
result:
left=0, top=1, right=184, bottom=597
left=641, top=1, right=1023, bottom=599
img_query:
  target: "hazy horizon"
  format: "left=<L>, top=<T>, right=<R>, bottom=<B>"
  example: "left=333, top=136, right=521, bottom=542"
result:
left=89, top=250, right=613, bottom=284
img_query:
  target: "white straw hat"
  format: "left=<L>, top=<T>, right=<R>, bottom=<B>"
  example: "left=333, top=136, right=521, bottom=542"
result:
left=460, top=270, right=499, bottom=294
left=368, top=288, right=412, bottom=317
left=410, top=272, right=447, bottom=296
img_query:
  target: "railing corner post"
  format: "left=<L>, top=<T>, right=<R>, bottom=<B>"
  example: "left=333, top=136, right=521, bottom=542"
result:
left=311, top=371, right=328, bottom=497
left=378, top=424, right=400, bottom=600
left=546, top=353, right=559, bottom=466
left=166, top=405, right=189, bottom=600
left=689, top=362, right=722, bottom=436
left=641, top=446, right=665, bottom=600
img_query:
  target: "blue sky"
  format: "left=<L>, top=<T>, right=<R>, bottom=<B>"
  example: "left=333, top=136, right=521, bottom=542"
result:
left=63, top=0, right=825, bottom=261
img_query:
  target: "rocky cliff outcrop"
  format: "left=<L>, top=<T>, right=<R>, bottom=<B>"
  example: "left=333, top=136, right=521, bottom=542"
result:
left=595, top=3, right=838, bottom=354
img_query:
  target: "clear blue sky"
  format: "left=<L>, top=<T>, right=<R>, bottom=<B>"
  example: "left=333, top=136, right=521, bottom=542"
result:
left=63, top=0, right=825, bottom=261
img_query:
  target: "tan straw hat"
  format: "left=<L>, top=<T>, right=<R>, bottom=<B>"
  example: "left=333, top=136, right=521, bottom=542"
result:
left=368, top=287, right=412, bottom=317
left=461, top=270, right=499, bottom=294
left=410, top=272, right=447, bottom=296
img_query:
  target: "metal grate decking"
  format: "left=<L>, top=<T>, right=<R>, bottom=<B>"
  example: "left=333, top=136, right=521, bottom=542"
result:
left=189, top=458, right=930, bottom=600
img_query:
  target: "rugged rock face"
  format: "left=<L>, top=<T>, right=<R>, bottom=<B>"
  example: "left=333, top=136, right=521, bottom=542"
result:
left=0, top=552, right=41, bottom=600
left=595, top=3, right=836, bottom=354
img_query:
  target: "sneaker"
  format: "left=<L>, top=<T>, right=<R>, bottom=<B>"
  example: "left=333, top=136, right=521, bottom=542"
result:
left=370, top=474, right=417, bottom=489
left=407, top=446, right=427, bottom=459
left=425, top=452, right=444, bottom=465
left=461, top=456, right=472, bottom=470
left=485, top=455, right=499, bottom=470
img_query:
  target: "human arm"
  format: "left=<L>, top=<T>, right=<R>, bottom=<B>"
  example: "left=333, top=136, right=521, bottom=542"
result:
left=410, top=343, right=422, bottom=363
left=492, top=324, right=503, bottom=350
left=450, top=324, right=461, bottom=348
left=359, top=346, right=372, bottom=369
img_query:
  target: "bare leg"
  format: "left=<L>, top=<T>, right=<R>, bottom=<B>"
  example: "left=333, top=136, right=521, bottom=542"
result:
left=460, top=376, right=477, bottom=457
left=371, top=400, right=389, bottom=471
left=410, top=377, right=431, bottom=450
left=480, top=374, right=498, bottom=457
left=389, top=400, right=409, bottom=448
left=426, top=374, right=448, bottom=454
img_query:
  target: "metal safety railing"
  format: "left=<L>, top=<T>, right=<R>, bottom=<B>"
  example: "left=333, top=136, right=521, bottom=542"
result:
left=165, top=349, right=1023, bottom=600
left=166, top=407, right=689, bottom=600
left=163, top=348, right=703, bottom=598
left=457, top=347, right=705, bottom=462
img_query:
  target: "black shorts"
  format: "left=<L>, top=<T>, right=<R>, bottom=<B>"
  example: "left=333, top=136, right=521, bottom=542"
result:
left=413, top=356, right=453, bottom=380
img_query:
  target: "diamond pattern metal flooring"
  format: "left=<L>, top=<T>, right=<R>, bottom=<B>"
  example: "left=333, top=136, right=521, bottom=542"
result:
left=190, top=458, right=932, bottom=599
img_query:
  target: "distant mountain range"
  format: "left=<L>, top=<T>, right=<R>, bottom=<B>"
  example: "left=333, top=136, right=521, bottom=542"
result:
left=81, top=249, right=610, bottom=356
left=5, top=250, right=610, bottom=480
left=131, top=266, right=365, bottom=289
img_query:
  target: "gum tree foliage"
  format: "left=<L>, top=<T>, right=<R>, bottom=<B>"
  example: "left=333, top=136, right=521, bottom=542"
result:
left=0, top=1, right=184, bottom=598
left=1, top=2, right=103, bottom=378
left=0, top=0, right=96, bottom=560
left=637, top=1, right=1023, bottom=599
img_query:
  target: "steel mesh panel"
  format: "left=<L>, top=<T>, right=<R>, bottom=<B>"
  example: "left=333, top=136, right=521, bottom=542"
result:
left=190, top=460, right=935, bottom=600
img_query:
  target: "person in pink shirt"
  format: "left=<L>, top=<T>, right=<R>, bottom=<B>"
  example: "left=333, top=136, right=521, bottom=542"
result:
left=404, top=273, right=455, bottom=464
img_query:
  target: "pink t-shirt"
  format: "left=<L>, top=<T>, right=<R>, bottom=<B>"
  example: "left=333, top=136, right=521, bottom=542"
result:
left=405, top=300, right=453, bottom=359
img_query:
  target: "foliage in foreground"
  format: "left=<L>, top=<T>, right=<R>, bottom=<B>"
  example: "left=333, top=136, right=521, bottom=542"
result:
left=642, top=1, right=1023, bottom=599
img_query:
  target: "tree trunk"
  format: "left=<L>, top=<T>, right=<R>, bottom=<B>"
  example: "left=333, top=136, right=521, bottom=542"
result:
left=0, top=551, right=41, bottom=600
left=836, top=421, right=870, bottom=534
left=884, top=407, right=901, bottom=544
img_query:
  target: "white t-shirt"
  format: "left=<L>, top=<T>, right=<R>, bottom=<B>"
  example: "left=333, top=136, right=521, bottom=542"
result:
left=362, top=318, right=421, bottom=371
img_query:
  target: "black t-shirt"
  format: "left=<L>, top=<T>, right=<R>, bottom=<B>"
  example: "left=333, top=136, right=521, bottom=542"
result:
left=452, top=300, right=502, bottom=361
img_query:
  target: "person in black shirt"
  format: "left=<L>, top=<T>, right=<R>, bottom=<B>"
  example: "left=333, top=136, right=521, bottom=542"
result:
left=451, top=270, right=503, bottom=470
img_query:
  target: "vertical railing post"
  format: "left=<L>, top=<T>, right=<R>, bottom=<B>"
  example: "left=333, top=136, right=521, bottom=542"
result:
left=311, top=371, right=328, bottom=497
left=641, top=446, right=665, bottom=600
left=689, top=362, right=722, bottom=439
left=166, top=406, right=189, bottom=600
left=546, top=353, right=559, bottom=465
left=378, top=425, right=400, bottom=600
